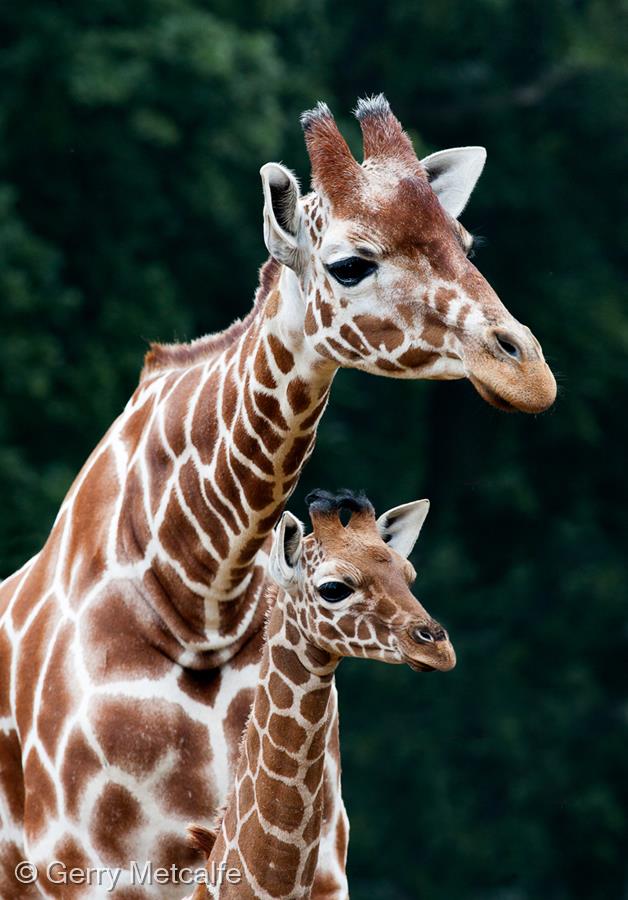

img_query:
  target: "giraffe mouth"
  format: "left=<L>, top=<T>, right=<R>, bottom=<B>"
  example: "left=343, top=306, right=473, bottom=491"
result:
left=469, top=376, right=517, bottom=413
left=357, top=645, right=442, bottom=673
left=406, top=660, right=437, bottom=673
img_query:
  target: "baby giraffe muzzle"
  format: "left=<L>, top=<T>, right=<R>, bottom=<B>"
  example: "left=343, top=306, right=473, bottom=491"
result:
left=404, top=620, right=455, bottom=672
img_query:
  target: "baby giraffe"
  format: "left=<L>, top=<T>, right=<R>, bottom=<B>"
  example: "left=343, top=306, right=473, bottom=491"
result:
left=186, top=489, right=456, bottom=900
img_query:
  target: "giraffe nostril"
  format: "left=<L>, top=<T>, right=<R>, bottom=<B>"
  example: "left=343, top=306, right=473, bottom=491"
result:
left=491, top=329, right=523, bottom=361
left=498, top=337, right=518, bottom=357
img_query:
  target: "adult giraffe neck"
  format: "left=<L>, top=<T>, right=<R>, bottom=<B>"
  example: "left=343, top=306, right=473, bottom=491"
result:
left=196, top=598, right=336, bottom=899
left=104, top=258, right=337, bottom=662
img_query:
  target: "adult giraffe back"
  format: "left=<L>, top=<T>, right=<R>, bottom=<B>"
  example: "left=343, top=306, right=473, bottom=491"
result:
left=0, top=96, right=556, bottom=898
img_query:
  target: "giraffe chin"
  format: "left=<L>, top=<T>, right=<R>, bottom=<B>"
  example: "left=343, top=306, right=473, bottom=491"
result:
left=405, top=659, right=437, bottom=673
left=469, top=376, right=518, bottom=413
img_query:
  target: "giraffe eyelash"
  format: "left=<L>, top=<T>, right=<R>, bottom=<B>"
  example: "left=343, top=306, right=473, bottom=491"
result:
left=326, top=256, right=378, bottom=287
left=466, top=233, right=486, bottom=259
left=317, top=581, right=354, bottom=603
left=453, top=218, right=484, bottom=259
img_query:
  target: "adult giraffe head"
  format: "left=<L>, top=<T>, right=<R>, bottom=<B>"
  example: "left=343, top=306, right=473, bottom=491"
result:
left=268, top=489, right=456, bottom=673
left=260, top=94, right=556, bottom=413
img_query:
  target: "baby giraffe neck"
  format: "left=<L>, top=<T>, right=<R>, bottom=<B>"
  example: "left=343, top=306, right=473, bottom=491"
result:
left=197, top=596, right=336, bottom=899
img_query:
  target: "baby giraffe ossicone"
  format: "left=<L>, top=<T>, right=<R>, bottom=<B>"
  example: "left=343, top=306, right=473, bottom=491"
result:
left=187, top=489, right=456, bottom=899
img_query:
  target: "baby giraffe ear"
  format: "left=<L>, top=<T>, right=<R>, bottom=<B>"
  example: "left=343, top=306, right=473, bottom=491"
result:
left=421, top=147, right=486, bottom=218
left=260, top=162, right=303, bottom=269
left=376, top=499, right=430, bottom=559
left=268, top=511, right=305, bottom=590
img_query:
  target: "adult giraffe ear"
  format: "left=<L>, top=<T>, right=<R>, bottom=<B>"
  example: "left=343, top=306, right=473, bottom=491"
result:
left=260, top=162, right=303, bottom=269
left=376, top=499, right=430, bottom=559
left=269, top=511, right=305, bottom=590
left=421, top=147, right=487, bottom=218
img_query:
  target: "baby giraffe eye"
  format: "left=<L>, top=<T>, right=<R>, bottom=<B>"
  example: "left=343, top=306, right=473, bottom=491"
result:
left=317, top=581, right=354, bottom=603
left=326, top=256, right=378, bottom=287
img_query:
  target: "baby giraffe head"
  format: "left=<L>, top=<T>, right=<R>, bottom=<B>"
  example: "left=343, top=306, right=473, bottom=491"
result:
left=260, top=94, right=556, bottom=413
left=268, top=489, right=456, bottom=674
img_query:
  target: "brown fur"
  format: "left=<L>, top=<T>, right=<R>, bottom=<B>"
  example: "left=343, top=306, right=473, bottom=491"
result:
left=187, top=824, right=217, bottom=857
left=357, top=101, right=422, bottom=172
left=302, top=110, right=363, bottom=207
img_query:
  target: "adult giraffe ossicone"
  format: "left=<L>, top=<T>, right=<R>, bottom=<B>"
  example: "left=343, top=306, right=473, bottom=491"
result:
left=0, top=96, right=555, bottom=899
left=186, top=490, right=455, bottom=900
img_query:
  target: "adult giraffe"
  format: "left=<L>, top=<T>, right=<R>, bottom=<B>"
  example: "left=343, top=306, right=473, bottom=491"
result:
left=0, top=95, right=556, bottom=899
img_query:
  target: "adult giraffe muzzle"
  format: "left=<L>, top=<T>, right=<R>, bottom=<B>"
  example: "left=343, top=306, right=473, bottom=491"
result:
left=261, top=93, right=556, bottom=413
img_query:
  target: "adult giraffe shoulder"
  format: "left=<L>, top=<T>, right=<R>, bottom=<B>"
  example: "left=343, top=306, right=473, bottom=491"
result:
left=186, top=489, right=455, bottom=900
left=0, top=95, right=555, bottom=898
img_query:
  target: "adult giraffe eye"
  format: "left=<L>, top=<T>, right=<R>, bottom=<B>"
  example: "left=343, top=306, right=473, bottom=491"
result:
left=326, top=257, right=378, bottom=287
left=318, top=581, right=354, bottom=603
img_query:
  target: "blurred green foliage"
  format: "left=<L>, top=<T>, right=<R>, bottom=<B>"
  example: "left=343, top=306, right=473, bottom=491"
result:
left=1, top=1, right=627, bottom=897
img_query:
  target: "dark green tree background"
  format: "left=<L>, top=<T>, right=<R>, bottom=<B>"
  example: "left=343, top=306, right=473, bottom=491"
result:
left=1, top=2, right=627, bottom=897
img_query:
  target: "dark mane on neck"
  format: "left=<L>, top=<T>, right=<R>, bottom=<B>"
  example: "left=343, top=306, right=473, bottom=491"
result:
left=140, top=257, right=281, bottom=381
